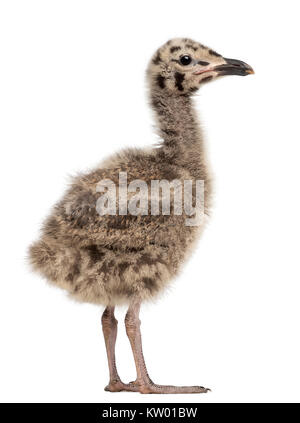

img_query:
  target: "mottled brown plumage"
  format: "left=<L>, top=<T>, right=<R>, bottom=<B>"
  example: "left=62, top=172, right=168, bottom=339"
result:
left=29, top=38, right=253, bottom=394
left=29, top=38, right=216, bottom=306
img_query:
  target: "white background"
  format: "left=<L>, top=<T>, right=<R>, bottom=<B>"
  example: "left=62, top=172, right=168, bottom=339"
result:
left=0, top=0, right=299, bottom=403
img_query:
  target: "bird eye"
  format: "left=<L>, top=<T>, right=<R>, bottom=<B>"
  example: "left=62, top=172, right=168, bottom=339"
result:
left=179, top=55, right=192, bottom=66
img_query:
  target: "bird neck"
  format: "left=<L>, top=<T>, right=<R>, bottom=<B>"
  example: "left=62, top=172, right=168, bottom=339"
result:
left=151, top=91, right=209, bottom=180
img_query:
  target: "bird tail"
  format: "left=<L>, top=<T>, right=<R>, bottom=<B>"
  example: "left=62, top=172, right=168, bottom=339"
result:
left=28, top=239, right=56, bottom=274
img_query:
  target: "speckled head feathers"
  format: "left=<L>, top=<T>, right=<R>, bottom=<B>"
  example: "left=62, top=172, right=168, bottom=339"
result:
left=148, top=37, right=253, bottom=95
left=147, top=38, right=226, bottom=95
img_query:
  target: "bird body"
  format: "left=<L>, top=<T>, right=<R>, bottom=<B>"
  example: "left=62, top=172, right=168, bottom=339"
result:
left=29, top=38, right=253, bottom=394
left=29, top=134, right=211, bottom=306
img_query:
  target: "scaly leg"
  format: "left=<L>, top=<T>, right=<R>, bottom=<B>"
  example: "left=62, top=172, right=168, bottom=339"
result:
left=124, top=299, right=210, bottom=394
left=101, top=306, right=138, bottom=392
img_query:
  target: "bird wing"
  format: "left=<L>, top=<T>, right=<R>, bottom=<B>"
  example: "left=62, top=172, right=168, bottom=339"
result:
left=42, top=164, right=186, bottom=251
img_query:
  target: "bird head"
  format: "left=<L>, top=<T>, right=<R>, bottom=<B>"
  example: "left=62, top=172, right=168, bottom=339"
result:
left=148, top=38, right=254, bottom=95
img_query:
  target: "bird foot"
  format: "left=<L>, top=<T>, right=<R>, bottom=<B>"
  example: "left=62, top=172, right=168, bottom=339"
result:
left=105, top=379, right=210, bottom=394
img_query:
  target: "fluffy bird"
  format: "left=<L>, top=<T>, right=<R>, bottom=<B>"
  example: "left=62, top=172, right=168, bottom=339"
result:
left=29, top=38, right=253, bottom=394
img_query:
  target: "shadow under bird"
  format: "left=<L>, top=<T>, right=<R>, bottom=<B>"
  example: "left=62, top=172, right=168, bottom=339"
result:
left=29, top=38, right=254, bottom=394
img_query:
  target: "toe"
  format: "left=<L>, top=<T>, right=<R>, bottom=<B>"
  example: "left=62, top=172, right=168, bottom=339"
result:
left=139, top=383, right=210, bottom=394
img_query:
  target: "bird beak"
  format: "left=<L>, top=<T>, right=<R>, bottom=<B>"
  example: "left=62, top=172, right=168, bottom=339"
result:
left=214, top=58, right=254, bottom=76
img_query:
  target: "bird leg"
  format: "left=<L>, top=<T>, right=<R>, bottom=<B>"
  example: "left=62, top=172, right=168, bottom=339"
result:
left=101, top=306, right=138, bottom=392
left=125, top=299, right=209, bottom=394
